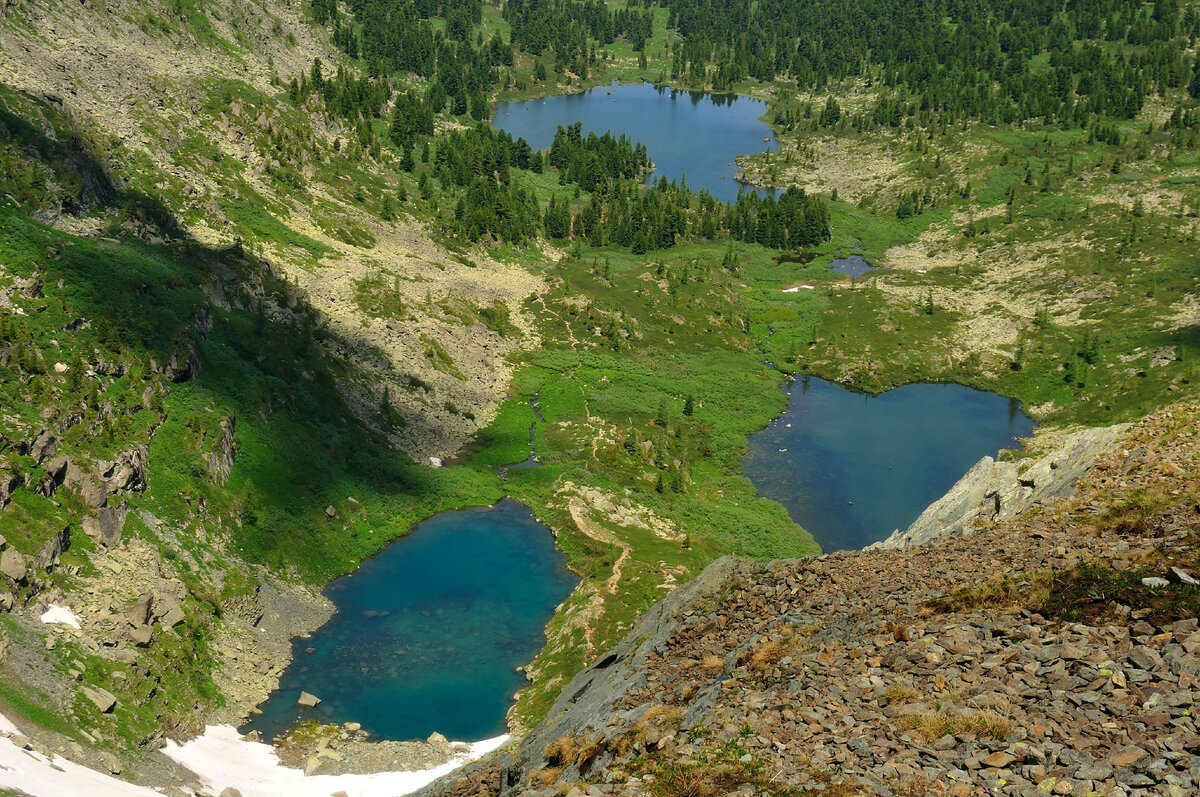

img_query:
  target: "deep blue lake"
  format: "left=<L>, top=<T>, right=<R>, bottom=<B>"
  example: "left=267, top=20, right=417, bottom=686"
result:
left=742, top=377, right=1034, bottom=552
left=242, top=499, right=577, bottom=742
left=493, top=82, right=777, bottom=203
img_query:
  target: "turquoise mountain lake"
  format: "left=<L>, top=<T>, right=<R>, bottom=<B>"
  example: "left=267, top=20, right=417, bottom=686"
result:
left=742, top=377, right=1035, bottom=552
left=242, top=499, right=577, bottom=742
left=493, top=82, right=777, bottom=203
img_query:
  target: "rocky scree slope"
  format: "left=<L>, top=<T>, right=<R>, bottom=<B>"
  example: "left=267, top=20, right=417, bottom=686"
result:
left=430, top=404, right=1200, bottom=797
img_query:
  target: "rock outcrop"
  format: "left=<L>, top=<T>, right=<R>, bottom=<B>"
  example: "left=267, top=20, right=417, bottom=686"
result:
left=874, top=423, right=1128, bottom=550
left=206, top=416, right=238, bottom=485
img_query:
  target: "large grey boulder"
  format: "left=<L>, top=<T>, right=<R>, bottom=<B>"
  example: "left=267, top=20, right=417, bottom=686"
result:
left=27, top=429, right=57, bottom=464
left=0, top=549, right=28, bottom=582
left=0, top=471, right=17, bottom=508
left=124, top=594, right=154, bottom=627
left=205, top=417, right=238, bottom=485
left=874, top=423, right=1128, bottom=550
left=81, top=685, right=117, bottom=713
left=31, top=525, right=70, bottom=571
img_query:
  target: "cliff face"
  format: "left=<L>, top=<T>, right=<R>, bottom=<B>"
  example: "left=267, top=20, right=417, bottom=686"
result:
left=874, top=424, right=1129, bottom=551
left=432, top=404, right=1200, bottom=797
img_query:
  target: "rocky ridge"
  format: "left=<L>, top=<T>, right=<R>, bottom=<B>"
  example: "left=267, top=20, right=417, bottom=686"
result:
left=875, top=423, right=1129, bottom=550
left=429, top=403, right=1200, bottom=797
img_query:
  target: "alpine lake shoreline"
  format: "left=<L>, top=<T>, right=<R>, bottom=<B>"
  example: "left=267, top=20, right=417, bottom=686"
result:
left=237, top=81, right=1047, bottom=753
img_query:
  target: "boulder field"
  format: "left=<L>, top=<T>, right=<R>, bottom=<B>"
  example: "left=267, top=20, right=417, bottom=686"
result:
left=428, top=403, right=1200, bottom=797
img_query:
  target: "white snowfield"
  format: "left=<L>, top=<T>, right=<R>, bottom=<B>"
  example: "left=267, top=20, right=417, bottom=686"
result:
left=162, top=725, right=510, bottom=797
left=0, top=710, right=507, bottom=797
left=39, top=604, right=82, bottom=629
left=0, top=713, right=162, bottom=797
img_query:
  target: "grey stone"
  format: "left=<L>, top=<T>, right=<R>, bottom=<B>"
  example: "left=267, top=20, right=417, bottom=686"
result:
left=0, top=549, right=28, bottom=582
left=43, top=455, right=69, bottom=484
left=206, top=417, right=238, bottom=485
left=1141, top=577, right=1170, bottom=589
left=28, top=429, right=57, bottom=464
left=82, top=685, right=117, bottom=713
left=298, top=691, right=321, bottom=708
left=126, top=624, right=153, bottom=647
left=84, top=501, right=128, bottom=547
left=1168, top=567, right=1198, bottom=586
left=160, top=604, right=185, bottom=629
left=1076, top=762, right=1114, bottom=780
left=125, top=595, right=153, bottom=627
left=80, top=479, right=108, bottom=508
left=31, top=525, right=70, bottom=571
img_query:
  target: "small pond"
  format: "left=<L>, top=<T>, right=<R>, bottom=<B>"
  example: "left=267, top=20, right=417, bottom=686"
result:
left=829, top=253, right=875, bottom=277
left=242, top=499, right=578, bottom=742
left=742, top=377, right=1034, bottom=552
left=493, top=81, right=777, bottom=203
left=829, top=240, right=877, bottom=277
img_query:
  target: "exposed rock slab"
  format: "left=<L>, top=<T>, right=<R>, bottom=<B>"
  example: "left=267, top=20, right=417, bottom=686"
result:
left=874, top=422, right=1128, bottom=549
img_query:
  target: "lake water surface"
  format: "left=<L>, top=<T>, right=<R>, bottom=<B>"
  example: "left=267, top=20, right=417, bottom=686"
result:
left=493, top=82, right=777, bottom=203
left=742, top=377, right=1034, bottom=552
left=242, top=499, right=577, bottom=742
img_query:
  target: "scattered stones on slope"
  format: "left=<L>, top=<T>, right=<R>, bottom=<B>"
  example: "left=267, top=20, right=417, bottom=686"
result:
left=271, top=721, right=472, bottom=777
left=429, top=403, right=1200, bottom=797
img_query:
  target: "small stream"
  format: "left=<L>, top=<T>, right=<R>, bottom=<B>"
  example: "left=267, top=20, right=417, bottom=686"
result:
left=498, top=395, right=544, bottom=478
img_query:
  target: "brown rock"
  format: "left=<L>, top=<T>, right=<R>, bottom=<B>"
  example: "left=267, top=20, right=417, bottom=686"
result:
left=1, top=549, right=28, bottom=582
left=127, top=624, right=153, bottom=647
left=1108, top=745, right=1149, bottom=769
left=983, top=751, right=1016, bottom=768
left=125, top=595, right=153, bottom=627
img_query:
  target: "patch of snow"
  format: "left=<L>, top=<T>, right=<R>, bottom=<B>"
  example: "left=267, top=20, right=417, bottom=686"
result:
left=0, top=712, right=161, bottom=797
left=40, top=604, right=81, bottom=629
left=162, top=724, right=509, bottom=797
left=916, top=269, right=927, bottom=274
left=781, top=287, right=799, bottom=293
left=429, top=456, right=443, bottom=468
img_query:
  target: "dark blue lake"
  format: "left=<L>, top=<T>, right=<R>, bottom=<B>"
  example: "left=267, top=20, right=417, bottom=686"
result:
left=242, top=499, right=577, bottom=742
left=493, top=82, right=777, bottom=203
left=742, top=377, right=1034, bottom=552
